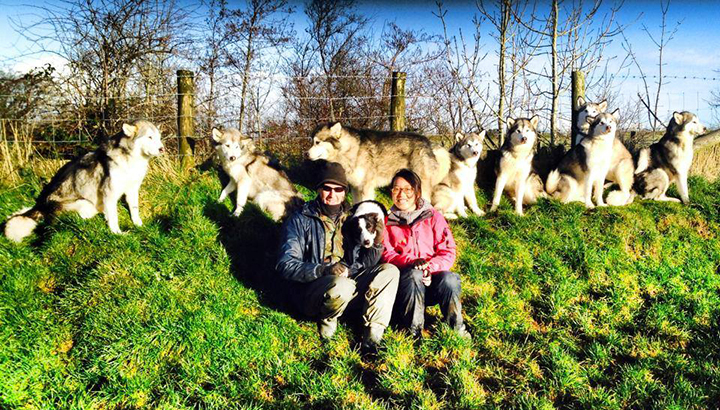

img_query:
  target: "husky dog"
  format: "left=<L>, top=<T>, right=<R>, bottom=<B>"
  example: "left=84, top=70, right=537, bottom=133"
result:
left=212, top=128, right=303, bottom=221
left=546, top=110, right=620, bottom=208
left=4, top=121, right=164, bottom=242
left=432, top=131, right=485, bottom=219
left=490, top=116, right=540, bottom=215
left=634, top=111, right=706, bottom=203
left=308, top=123, right=450, bottom=203
left=575, top=97, right=634, bottom=206
left=344, top=200, right=387, bottom=248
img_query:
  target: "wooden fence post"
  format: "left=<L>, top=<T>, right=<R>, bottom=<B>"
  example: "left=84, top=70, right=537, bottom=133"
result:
left=390, top=71, right=406, bottom=132
left=571, top=70, right=585, bottom=146
left=177, top=70, right=195, bottom=169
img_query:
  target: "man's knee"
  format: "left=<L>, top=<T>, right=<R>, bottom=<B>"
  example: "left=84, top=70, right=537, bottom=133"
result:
left=374, top=263, right=400, bottom=286
left=325, top=277, right=356, bottom=306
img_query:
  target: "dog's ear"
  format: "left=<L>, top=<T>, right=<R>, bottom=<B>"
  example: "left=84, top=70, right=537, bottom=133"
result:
left=576, top=96, right=586, bottom=108
left=673, top=111, right=684, bottom=125
left=529, top=115, right=540, bottom=129
left=242, top=137, right=256, bottom=151
left=610, top=108, right=620, bottom=122
left=212, top=128, right=223, bottom=143
left=505, top=117, right=516, bottom=129
left=599, top=100, right=608, bottom=112
left=477, top=130, right=487, bottom=141
left=329, top=122, right=342, bottom=137
left=454, top=132, right=464, bottom=143
left=122, top=123, right=138, bottom=138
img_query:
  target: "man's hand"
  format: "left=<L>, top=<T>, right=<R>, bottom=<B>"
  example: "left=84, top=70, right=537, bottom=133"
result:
left=324, top=262, right=349, bottom=277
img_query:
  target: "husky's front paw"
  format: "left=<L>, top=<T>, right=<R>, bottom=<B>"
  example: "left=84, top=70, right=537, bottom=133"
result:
left=232, top=206, right=244, bottom=217
left=109, top=226, right=124, bottom=235
left=471, top=207, right=485, bottom=216
left=444, top=212, right=458, bottom=220
left=133, top=219, right=143, bottom=227
left=584, top=202, right=595, bottom=209
left=217, top=193, right=227, bottom=203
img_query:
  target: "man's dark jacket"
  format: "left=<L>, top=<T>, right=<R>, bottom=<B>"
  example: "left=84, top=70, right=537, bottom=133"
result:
left=275, top=199, right=382, bottom=283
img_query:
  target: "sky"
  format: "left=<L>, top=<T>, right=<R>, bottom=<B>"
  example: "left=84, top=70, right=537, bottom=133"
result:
left=1, top=0, right=719, bottom=127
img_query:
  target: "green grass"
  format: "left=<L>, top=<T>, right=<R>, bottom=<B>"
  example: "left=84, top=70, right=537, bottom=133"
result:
left=1, top=160, right=720, bottom=409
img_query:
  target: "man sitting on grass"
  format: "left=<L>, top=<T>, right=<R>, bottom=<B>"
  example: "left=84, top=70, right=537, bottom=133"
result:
left=275, top=162, right=399, bottom=353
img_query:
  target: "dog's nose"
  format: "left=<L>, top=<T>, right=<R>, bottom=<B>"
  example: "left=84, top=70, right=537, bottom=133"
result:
left=363, top=240, right=371, bottom=247
left=229, top=156, right=236, bottom=161
left=159, top=147, right=165, bottom=153
left=520, top=137, right=527, bottom=143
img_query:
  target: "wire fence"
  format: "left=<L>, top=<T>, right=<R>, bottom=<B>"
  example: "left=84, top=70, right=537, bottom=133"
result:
left=2, top=70, right=719, bottom=160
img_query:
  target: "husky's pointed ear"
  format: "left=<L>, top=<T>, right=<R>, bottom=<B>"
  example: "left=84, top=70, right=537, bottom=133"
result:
left=529, top=115, right=540, bottom=129
left=576, top=96, right=586, bottom=107
left=477, top=130, right=487, bottom=140
left=329, top=122, right=342, bottom=137
left=211, top=128, right=223, bottom=143
left=122, top=123, right=137, bottom=137
left=673, top=111, right=684, bottom=125
left=506, top=117, right=516, bottom=129
left=599, top=100, right=608, bottom=112
left=611, top=108, right=620, bottom=122
left=454, top=132, right=464, bottom=142
left=243, top=137, right=256, bottom=151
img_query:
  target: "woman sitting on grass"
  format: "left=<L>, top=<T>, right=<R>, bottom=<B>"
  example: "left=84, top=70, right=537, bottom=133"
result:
left=381, top=168, right=470, bottom=339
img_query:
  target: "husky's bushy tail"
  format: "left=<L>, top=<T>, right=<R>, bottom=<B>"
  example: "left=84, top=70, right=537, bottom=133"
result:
left=432, top=146, right=452, bottom=185
left=606, top=190, right=634, bottom=206
left=635, top=148, right=650, bottom=174
left=545, top=169, right=561, bottom=195
left=4, top=207, right=44, bottom=242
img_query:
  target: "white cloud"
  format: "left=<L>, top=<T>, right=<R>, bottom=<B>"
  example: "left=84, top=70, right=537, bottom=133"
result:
left=11, top=54, right=69, bottom=76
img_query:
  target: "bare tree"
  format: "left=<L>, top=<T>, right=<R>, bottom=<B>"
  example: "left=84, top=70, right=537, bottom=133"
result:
left=14, top=0, right=192, bottom=137
left=221, top=0, right=293, bottom=132
left=513, top=0, right=622, bottom=144
left=433, top=2, right=492, bottom=140
left=620, top=0, right=682, bottom=131
left=477, top=0, right=539, bottom=143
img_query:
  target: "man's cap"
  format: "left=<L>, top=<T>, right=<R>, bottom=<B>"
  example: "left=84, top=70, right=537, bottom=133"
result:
left=317, top=162, right=349, bottom=189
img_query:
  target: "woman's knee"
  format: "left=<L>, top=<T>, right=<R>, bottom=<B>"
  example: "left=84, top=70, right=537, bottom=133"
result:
left=435, top=271, right=461, bottom=295
left=402, top=268, right=426, bottom=285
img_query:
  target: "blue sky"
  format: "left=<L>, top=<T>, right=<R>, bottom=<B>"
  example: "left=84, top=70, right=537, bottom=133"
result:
left=1, top=0, right=719, bottom=125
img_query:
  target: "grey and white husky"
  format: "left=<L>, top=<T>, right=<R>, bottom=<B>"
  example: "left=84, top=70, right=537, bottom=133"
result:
left=546, top=110, right=620, bottom=208
left=634, top=111, right=706, bottom=203
left=4, top=121, right=164, bottom=242
left=308, top=122, right=450, bottom=203
left=575, top=97, right=634, bottom=206
left=212, top=128, right=302, bottom=221
left=432, top=131, right=485, bottom=219
left=490, top=116, right=540, bottom=215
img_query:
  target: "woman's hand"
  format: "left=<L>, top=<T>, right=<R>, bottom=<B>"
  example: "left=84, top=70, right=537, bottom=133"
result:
left=412, top=259, right=432, bottom=286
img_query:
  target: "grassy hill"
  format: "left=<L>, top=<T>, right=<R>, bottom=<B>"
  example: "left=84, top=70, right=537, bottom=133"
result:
left=1, top=157, right=719, bottom=409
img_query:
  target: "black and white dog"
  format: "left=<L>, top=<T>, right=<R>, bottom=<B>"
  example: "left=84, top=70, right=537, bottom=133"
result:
left=344, top=200, right=387, bottom=248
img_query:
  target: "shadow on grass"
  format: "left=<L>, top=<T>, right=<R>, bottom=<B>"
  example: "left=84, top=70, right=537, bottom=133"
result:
left=203, top=200, right=301, bottom=319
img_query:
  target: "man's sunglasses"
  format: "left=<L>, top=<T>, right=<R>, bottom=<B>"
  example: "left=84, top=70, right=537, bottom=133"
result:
left=321, top=185, right=346, bottom=193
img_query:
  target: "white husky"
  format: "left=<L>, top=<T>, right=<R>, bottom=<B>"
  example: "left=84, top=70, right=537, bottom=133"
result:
left=490, top=116, right=540, bottom=215
left=212, top=128, right=302, bottom=221
left=432, top=131, right=485, bottom=219
left=575, top=97, right=634, bottom=206
left=546, top=110, right=619, bottom=208
left=5, top=121, right=164, bottom=242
